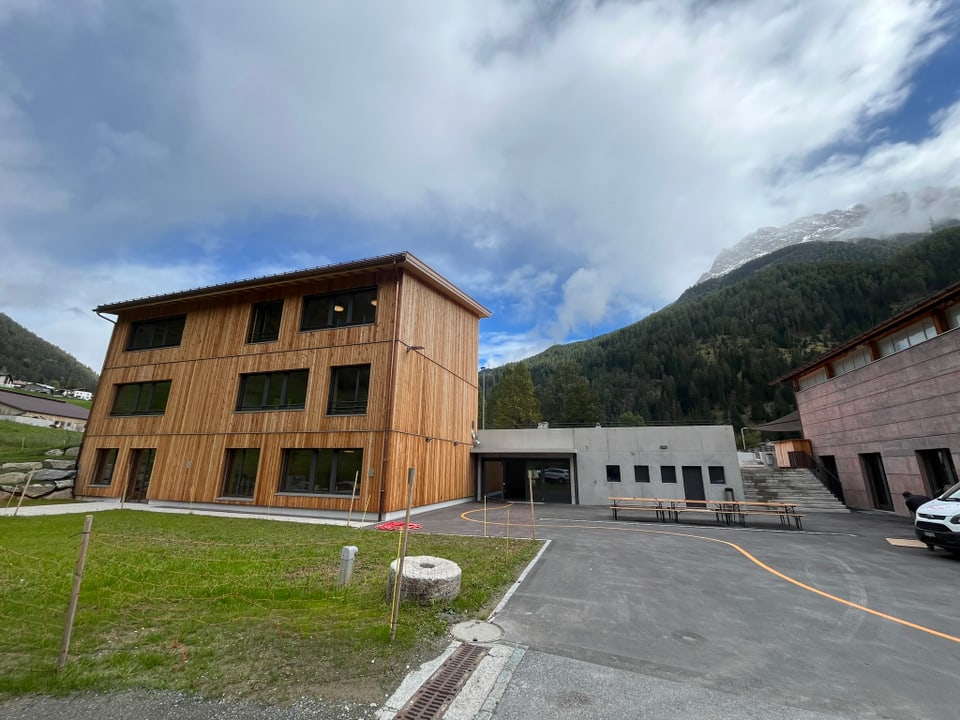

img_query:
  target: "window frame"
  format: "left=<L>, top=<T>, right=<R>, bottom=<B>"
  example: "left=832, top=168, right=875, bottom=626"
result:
left=110, top=381, right=172, bottom=416
left=606, top=464, right=622, bottom=483
left=236, top=369, right=309, bottom=411
left=279, top=448, right=364, bottom=495
left=221, top=448, right=260, bottom=499
left=126, top=315, right=186, bottom=351
left=90, top=448, right=119, bottom=486
left=300, top=287, right=378, bottom=331
left=247, top=300, right=284, bottom=344
left=327, top=364, right=371, bottom=416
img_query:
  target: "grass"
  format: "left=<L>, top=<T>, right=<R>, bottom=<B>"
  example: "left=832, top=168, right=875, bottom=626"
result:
left=0, top=420, right=83, bottom=465
left=0, top=510, right=541, bottom=704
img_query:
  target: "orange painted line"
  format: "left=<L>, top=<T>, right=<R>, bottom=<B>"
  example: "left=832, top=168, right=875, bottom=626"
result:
left=459, top=508, right=960, bottom=645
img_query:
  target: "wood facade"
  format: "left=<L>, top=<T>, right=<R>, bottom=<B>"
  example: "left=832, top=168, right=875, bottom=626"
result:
left=76, top=253, right=489, bottom=518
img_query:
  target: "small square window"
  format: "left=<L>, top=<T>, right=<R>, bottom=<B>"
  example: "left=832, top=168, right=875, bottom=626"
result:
left=328, top=364, right=370, bottom=415
left=91, top=448, right=119, bottom=486
left=248, top=300, right=284, bottom=343
left=606, top=465, right=621, bottom=482
left=633, top=465, right=650, bottom=483
left=661, top=466, right=677, bottom=483
left=708, top=466, right=726, bottom=484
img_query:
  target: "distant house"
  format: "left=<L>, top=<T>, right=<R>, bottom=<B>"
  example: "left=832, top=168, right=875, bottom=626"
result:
left=0, top=369, right=13, bottom=388
left=775, top=280, right=960, bottom=516
left=23, top=382, right=56, bottom=394
left=64, top=389, right=94, bottom=401
left=0, top=388, right=89, bottom=432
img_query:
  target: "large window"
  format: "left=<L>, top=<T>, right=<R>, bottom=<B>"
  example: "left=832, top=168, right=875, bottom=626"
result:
left=831, top=346, right=871, bottom=377
left=301, top=287, right=377, bottom=330
left=877, top=317, right=938, bottom=357
left=221, top=448, right=260, bottom=498
left=111, top=381, right=171, bottom=416
left=280, top=448, right=363, bottom=495
left=327, top=364, right=370, bottom=415
left=127, top=315, right=186, bottom=350
left=248, top=300, right=284, bottom=343
left=91, top=448, right=119, bottom=486
left=237, top=370, right=308, bottom=411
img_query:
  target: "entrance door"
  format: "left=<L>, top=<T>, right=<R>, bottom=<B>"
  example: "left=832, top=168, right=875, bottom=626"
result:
left=682, top=466, right=705, bottom=501
left=500, top=459, right=572, bottom=503
left=126, top=448, right=156, bottom=502
left=860, top=453, right=892, bottom=511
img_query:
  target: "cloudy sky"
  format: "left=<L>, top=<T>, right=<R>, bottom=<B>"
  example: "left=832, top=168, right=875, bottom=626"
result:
left=1, top=0, right=959, bottom=373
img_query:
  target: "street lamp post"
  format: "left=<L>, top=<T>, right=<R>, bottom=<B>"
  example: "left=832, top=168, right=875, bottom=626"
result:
left=740, top=426, right=748, bottom=452
left=481, top=366, right=486, bottom=430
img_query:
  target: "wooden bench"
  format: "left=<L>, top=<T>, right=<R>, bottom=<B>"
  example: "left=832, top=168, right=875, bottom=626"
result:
left=732, top=508, right=805, bottom=529
left=609, top=497, right=669, bottom=521
left=609, top=497, right=805, bottom=529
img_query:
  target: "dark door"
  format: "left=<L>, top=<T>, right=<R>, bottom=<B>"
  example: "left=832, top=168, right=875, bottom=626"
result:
left=126, top=448, right=156, bottom=502
left=916, top=449, right=959, bottom=496
left=682, top=466, right=705, bottom=500
left=860, top=453, right=892, bottom=511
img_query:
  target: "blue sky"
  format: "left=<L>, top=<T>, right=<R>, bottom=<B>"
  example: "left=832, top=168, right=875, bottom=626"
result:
left=1, top=0, right=959, bottom=373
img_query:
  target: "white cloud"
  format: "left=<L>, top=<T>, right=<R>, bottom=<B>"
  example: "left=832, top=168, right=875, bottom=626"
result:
left=0, top=0, right=957, bottom=370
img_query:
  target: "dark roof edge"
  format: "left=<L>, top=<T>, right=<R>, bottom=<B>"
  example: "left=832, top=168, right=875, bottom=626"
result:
left=93, top=251, right=491, bottom=318
left=772, top=279, right=960, bottom=385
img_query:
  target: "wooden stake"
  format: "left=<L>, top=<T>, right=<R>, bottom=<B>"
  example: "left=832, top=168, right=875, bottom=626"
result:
left=58, top=514, right=94, bottom=673
left=14, top=470, right=35, bottom=516
left=389, top=468, right=416, bottom=640
left=528, top=472, right=536, bottom=540
left=346, top=471, right=359, bottom=527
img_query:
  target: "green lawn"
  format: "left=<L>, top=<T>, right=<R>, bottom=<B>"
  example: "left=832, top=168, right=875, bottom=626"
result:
left=0, top=510, right=539, bottom=704
left=0, top=420, right=83, bottom=464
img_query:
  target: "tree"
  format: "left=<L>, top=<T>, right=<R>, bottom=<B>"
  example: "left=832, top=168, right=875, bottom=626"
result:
left=489, top=362, right=541, bottom=428
left=540, top=360, right=603, bottom=426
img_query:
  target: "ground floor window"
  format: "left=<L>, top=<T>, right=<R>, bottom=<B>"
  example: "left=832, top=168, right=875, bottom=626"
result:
left=606, top=465, right=621, bottom=482
left=708, top=466, right=726, bottom=484
left=222, top=448, right=260, bottom=498
left=91, top=448, right=118, bottom=486
left=661, top=466, right=677, bottom=483
left=916, top=448, right=959, bottom=496
left=280, top=448, right=363, bottom=495
left=634, top=465, right=650, bottom=483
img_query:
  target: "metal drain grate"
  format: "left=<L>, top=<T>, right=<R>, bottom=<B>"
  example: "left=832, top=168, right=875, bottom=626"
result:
left=393, top=644, right=488, bottom=720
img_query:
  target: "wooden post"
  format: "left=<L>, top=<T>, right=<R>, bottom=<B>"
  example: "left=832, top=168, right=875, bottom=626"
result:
left=14, top=470, right=35, bottom=516
left=483, top=496, right=487, bottom=537
left=346, top=471, right=360, bottom=527
left=58, top=514, right=94, bottom=673
left=389, top=468, right=416, bottom=640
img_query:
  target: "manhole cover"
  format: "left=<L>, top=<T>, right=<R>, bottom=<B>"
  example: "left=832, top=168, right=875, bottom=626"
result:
left=450, top=620, right=503, bottom=643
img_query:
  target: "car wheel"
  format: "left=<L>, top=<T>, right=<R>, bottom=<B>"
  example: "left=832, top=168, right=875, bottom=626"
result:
left=926, top=544, right=936, bottom=552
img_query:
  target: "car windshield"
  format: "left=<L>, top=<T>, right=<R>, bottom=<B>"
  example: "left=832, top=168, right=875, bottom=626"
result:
left=937, top=481, right=960, bottom=501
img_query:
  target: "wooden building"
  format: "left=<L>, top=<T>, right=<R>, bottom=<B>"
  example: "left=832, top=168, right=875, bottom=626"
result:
left=76, top=252, right=490, bottom=519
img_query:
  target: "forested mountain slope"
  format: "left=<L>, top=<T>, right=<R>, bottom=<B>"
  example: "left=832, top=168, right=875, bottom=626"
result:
left=518, top=226, right=960, bottom=428
left=0, top=313, right=99, bottom=390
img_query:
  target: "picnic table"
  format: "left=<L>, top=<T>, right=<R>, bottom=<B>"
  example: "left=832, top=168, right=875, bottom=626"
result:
left=609, top=497, right=804, bottom=529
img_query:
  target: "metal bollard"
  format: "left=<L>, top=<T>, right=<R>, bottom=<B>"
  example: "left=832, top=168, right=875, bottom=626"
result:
left=338, top=545, right=359, bottom=588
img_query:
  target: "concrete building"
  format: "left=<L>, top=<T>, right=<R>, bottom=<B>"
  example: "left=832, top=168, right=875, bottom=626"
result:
left=473, top=425, right=743, bottom=506
left=776, top=281, right=960, bottom=515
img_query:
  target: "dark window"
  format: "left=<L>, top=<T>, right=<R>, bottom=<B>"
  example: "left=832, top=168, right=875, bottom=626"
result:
left=661, top=466, right=677, bottom=483
left=280, top=448, right=363, bottom=495
left=301, top=287, right=377, bottom=330
left=237, top=370, right=308, bottom=411
left=111, top=381, right=171, bottom=416
left=606, top=465, right=621, bottom=482
left=327, top=364, right=370, bottom=415
left=91, top=448, right=119, bottom=486
left=248, top=300, right=284, bottom=343
left=708, top=466, right=726, bottom=484
left=634, top=465, right=650, bottom=483
left=222, top=448, right=260, bottom=498
left=127, top=315, right=186, bottom=350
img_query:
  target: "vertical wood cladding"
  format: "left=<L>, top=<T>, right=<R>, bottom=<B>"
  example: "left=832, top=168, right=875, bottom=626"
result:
left=78, top=260, right=484, bottom=516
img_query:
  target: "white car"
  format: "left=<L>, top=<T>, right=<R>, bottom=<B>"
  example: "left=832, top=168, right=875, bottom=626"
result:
left=914, top=481, right=960, bottom=556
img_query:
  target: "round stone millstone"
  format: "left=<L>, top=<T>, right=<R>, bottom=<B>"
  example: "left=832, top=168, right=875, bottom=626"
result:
left=387, top=555, right=462, bottom=604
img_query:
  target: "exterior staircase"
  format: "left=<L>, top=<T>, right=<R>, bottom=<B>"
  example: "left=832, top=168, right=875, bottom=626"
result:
left=739, top=465, right=849, bottom=513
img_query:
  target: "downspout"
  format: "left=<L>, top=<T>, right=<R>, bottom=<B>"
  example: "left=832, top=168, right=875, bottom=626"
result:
left=378, top=262, right=403, bottom=521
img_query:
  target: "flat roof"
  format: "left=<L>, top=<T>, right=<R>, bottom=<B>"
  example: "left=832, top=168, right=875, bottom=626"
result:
left=94, top=251, right=491, bottom=318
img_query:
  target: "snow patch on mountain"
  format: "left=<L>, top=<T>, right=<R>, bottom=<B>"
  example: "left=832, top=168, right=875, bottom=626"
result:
left=699, top=187, right=960, bottom=283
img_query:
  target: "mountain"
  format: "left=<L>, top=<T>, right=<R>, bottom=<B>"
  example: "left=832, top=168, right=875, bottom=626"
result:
left=0, top=313, right=99, bottom=390
left=494, top=226, right=960, bottom=429
left=699, top=187, right=960, bottom=282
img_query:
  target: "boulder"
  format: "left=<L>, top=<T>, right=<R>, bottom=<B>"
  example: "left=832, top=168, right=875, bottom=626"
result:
left=64, top=447, right=81, bottom=457
left=25, top=483, right=56, bottom=498
left=29, top=468, right=74, bottom=482
left=43, top=459, right=76, bottom=471
left=387, top=556, right=462, bottom=605
left=46, top=488, right=75, bottom=500
left=0, top=472, right=27, bottom=486
left=1, top=462, right=42, bottom=472
left=44, top=448, right=65, bottom=457
left=54, top=479, right=76, bottom=490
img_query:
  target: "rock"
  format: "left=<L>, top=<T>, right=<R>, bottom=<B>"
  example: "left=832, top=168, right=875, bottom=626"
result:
left=387, top=556, right=461, bottom=605
left=25, top=483, right=56, bottom=498
left=44, top=449, right=65, bottom=457
left=0, top=472, right=27, bottom=486
left=43, top=459, right=76, bottom=470
left=29, top=468, right=74, bottom=482
left=64, top=447, right=81, bottom=457
left=1, top=462, right=42, bottom=472
left=46, top=488, right=75, bottom=500
left=54, top=479, right=76, bottom=490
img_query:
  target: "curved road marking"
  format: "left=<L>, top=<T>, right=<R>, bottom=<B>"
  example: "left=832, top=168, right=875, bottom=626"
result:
left=461, top=505, right=960, bottom=645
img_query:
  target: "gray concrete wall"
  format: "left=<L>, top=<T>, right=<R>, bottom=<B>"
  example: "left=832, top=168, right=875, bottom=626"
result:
left=475, top=425, right=742, bottom=506
left=795, top=328, right=960, bottom=515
